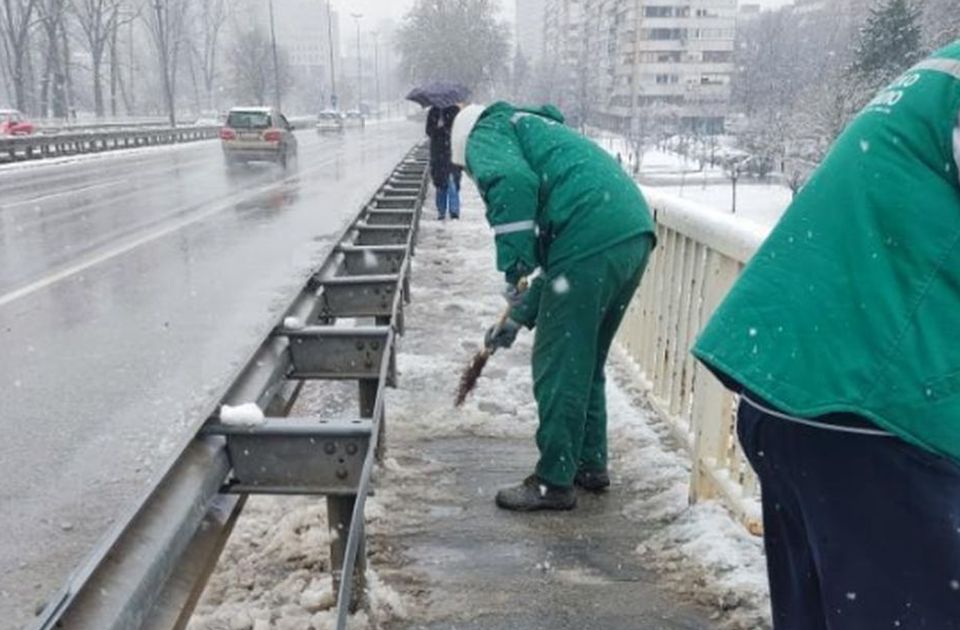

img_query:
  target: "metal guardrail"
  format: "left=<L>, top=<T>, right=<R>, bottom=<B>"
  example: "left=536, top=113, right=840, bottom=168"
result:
left=32, top=142, right=429, bottom=630
left=0, top=126, right=221, bottom=163
left=35, top=118, right=173, bottom=134
left=0, top=117, right=323, bottom=163
left=616, top=187, right=771, bottom=535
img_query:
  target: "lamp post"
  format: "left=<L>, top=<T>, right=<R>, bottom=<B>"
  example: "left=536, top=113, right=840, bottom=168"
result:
left=372, top=31, right=380, bottom=118
left=350, top=12, right=362, bottom=112
left=326, top=0, right=337, bottom=110
left=269, top=0, right=282, bottom=109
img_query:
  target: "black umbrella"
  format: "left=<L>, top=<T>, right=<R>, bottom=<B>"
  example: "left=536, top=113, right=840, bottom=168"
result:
left=405, top=82, right=471, bottom=109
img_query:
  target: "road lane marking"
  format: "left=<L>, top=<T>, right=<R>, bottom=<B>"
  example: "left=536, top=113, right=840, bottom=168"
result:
left=0, top=126, right=409, bottom=307
left=0, top=161, right=337, bottom=308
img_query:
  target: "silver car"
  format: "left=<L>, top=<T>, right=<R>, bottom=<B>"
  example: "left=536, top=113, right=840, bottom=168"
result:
left=316, top=110, right=344, bottom=133
left=220, top=107, right=298, bottom=168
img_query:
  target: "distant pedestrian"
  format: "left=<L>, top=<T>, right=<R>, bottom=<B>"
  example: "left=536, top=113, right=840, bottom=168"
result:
left=693, top=42, right=960, bottom=630
left=452, top=102, right=655, bottom=511
left=426, top=105, right=462, bottom=220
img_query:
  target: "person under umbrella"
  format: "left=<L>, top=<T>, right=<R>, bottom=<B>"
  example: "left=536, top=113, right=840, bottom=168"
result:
left=426, top=105, right=462, bottom=220
left=406, top=82, right=471, bottom=220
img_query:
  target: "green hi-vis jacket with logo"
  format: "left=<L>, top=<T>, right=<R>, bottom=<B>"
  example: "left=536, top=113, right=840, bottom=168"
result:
left=462, top=102, right=655, bottom=325
left=694, top=42, right=960, bottom=461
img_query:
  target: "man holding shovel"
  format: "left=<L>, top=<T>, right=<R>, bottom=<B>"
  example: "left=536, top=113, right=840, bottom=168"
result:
left=451, top=102, right=655, bottom=511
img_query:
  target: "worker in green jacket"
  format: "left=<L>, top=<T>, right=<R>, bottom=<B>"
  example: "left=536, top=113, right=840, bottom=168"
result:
left=451, top=102, right=656, bottom=511
left=693, top=42, right=960, bottom=629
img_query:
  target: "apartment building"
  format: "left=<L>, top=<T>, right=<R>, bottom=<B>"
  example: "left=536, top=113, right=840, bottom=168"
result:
left=543, top=0, right=737, bottom=133
left=239, top=0, right=341, bottom=111
left=543, top=0, right=586, bottom=120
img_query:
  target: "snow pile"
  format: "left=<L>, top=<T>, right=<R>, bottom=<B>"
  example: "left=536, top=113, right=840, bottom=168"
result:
left=189, top=493, right=408, bottom=630
left=604, top=367, right=770, bottom=628
left=220, top=403, right=266, bottom=427
left=282, top=316, right=305, bottom=330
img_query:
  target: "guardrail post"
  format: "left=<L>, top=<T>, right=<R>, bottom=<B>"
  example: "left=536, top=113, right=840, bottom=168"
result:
left=326, top=495, right=365, bottom=612
left=359, top=378, right=387, bottom=463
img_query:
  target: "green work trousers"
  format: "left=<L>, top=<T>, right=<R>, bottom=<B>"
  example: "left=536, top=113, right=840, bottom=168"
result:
left=531, top=234, right=653, bottom=488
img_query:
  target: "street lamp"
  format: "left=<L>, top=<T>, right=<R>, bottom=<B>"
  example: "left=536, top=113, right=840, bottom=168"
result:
left=326, top=0, right=338, bottom=110
left=371, top=31, right=381, bottom=119
left=269, top=0, right=282, bottom=109
left=350, top=12, right=362, bottom=112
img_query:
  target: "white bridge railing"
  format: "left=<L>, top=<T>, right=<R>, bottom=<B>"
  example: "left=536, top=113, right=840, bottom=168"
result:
left=616, top=188, right=771, bottom=534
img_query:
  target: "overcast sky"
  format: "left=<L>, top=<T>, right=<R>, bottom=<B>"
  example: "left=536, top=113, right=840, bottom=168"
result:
left=329, top=0, right=514, bottom=26
left=327, top=0, right=788, bottom=28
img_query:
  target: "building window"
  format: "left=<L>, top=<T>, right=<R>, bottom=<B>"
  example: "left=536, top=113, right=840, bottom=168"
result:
left=699, top=74, right=728, bottom=85
left=702, top=50, right=732, bottom=63
left=643, top=28, right=686, bottom=40
left=636, top=95, right=685, bottom=106
left=643, top=6, right=673, bottom=17
left=638, top=51, right=683, bottom=63
left=655, top=74, right=680, bottom=84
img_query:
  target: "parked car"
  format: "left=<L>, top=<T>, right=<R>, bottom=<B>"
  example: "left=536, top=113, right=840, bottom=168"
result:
left=316, top=110, right=344, bottom=133
left=0, top=109, right=34, bottom=136
left=344, top=110, right=366, bottom=129
left=220, top=107, right=298, bottom=168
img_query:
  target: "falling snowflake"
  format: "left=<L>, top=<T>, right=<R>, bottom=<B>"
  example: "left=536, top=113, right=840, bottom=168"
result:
left=552, top=275, right=570, bottom=295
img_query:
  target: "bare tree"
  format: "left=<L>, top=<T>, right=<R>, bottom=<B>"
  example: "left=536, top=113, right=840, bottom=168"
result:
left=0, top=0, right=40, bottom=112
left=144, top=0, right=189, bottom=125
left=227, top=24, right=291, bottom=106
left=396, top=0, right=509, bottom=95
left=195, top=0, right=227, bottom=110
left=73, top=0, right=126, bottom=117
left=37, top=0, right=68, bottom=117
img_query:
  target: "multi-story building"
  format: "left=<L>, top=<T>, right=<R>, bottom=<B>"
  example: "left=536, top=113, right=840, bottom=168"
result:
left=271, top=0, right=341, bottom=111
left=615, top=0, right=737, bottom=133
left=515, top=0, right=547, bottom=65
left=542, top=0, right=737, bottom=133
left=543, top=0, right=586, bottom=123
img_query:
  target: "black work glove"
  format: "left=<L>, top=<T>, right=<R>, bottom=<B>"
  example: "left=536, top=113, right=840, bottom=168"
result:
left=484, top=318, right=521, bottom=351
left=502, top=283, right=527, bottom=308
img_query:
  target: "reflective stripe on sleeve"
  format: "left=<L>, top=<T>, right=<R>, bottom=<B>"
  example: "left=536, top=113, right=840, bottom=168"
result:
left=493, top=220, right=536, bottom=235
left=912, top=58, right=960, bottom=80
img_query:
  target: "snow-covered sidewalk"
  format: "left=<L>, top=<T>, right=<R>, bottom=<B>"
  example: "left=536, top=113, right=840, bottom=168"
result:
left=188, top=181, right=770, bottom=629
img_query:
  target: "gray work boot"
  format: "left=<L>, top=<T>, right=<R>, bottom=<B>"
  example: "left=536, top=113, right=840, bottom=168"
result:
left=574, top=469, right=611, bottom=492
left=495, top=475, right=576, bottom=511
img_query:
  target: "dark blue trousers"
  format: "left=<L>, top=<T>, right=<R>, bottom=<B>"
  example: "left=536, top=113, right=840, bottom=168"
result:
left=737, top=396, right=960, bottom=629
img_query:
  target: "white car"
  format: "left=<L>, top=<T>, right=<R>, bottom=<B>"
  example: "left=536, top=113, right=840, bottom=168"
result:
left=316, top=110, right=344, bottom=133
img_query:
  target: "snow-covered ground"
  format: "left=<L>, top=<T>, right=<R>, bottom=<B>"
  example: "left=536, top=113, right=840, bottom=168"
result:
left=591, top=130, right=792, bottom=228
left=189, top=180, right=770, bottom=629
left=651, top=181, right=792, bottom=227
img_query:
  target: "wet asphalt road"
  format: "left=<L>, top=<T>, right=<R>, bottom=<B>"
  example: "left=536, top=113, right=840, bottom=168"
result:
left=0, top=121, right=422, bottom=627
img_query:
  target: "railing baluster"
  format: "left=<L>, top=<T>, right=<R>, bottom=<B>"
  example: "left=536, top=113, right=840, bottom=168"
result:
left=614, top=190, right=769, bottom=533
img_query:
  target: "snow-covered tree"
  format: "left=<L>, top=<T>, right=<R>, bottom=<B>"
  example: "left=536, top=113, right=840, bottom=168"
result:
left=850, top=0, right=922, bottom=94
left=396, top=0, right=509, bottom=96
